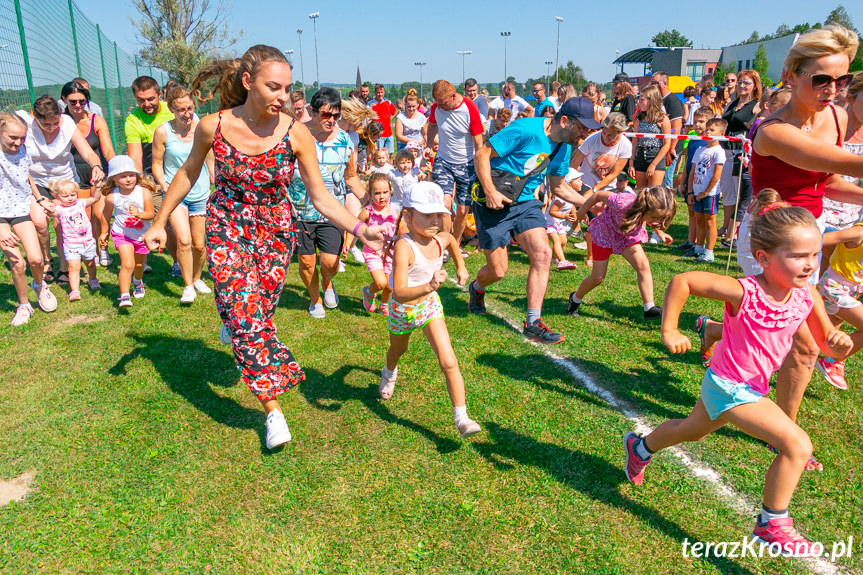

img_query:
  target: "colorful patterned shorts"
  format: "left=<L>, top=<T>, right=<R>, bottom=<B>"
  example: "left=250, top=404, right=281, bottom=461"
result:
left=387, top=292, right=444, bottom=334
left=818, top=267, right=863, bottom=315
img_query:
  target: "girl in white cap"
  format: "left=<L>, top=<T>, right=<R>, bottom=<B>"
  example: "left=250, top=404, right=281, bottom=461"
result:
left=380, top=181, right=482, bottom=438
left=99, top=155, right=155, bottom=308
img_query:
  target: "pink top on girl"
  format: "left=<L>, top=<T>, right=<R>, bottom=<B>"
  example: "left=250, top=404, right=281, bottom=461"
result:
left=55, top=199, right=94, bottom=247
left=587, top=192, right=647, bottom=253
left=711, top=276, right=813, bottom=395
left=362, top=204, right=398, bottom=256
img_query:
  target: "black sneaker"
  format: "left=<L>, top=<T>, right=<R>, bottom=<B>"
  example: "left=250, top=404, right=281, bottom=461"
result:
left=523, top=319, right=565, bottom=344
left=468, top=281, right=486, bottom=314
left=674, top=241, right=693, bottom=251
left=566, top=292, right=581, bottom=316
left=683, top=247, right=697, bottom=258
left=644, top=305, right=662, bottom=319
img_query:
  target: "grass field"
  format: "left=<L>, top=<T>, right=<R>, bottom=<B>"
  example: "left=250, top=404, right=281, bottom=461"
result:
left=0, top=202, right=860, bottom=574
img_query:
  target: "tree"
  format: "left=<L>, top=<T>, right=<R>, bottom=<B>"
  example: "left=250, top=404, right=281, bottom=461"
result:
left=745, top=31, right=760, bottom=44
left=753, top=44, right=772, bottom=85
left=555, top=61, right=586, bottom=90
left=713, top=63, right=737, bottom=84
left=133, top=0, right=241, bottom=86
left=825, top=5, right=854, bottom=29
left=651, top=29, right=693, bottom=48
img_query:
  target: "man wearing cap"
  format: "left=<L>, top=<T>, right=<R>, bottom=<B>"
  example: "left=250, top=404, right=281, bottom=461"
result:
left=609, top=73, right=637, bottom=126
left=468, top=97, right=601, bottom=344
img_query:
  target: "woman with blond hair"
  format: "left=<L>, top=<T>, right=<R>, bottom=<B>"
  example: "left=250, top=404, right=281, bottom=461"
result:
left=629, top=85, right=671, bottom=188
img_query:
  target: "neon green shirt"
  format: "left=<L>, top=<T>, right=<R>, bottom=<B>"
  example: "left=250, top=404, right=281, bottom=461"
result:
left=124, top=102, right=174, bottom=172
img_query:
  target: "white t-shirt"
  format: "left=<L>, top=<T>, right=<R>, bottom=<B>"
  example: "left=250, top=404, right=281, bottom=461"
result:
left=428, top=97, right=484, bottom=165
left=370, top=163, right=394, bottom=175
left=548, top=96, right=560, bottom=112
left=691, top=145, right=725, bottom=197
left=17, top=111, right=78, bottom=187
left=686, top=102, right=701, bottom=126
left=396, top=112, right=427, bottom=143
left=576, top=131, right=633, bottom=189
left=388, top=167, right=420, bottom=206
left=490, top=95, right=530, bottom=117
left=0, top=145, right=33, bottom=218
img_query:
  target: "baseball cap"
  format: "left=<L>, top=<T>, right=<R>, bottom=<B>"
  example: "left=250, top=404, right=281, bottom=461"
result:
left=559, top=97, right=602, bottom=130
left=107, top=155, right=140, bottom=178
left=403, top=181, right=449, bottom=214
left=564, top=168, right=584, bottom=184
left=612, top=72, right=630, bottom=83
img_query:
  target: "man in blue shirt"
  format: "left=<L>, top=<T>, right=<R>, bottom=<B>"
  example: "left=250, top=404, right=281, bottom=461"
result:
left=532, top=82, right=555, bottom=117
left=468, top=97, right=601, bottom=344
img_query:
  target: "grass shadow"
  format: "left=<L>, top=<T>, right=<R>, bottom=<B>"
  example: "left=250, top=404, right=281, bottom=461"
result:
left=474, top=422, right=757, bottom=575
left=299, top=365, right=461, bottom=454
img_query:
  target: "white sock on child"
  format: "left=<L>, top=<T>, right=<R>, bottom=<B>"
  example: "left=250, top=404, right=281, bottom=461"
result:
left=453, top=404, right=467, bottom=424
left=643, top=302, right=655, bottom=312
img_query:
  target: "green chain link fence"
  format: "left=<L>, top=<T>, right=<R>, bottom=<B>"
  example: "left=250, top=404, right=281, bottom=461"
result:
left=0, top=0, right=170, bottom=153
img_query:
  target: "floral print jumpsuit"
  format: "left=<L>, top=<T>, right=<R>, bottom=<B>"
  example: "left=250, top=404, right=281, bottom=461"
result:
left=206, top=112, right=305, bottom=401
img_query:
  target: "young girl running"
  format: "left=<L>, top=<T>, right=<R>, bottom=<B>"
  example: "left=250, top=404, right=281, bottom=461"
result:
left=567, top=185, right=675, bottom=319
left=51, top=179, right=101, bottom=300
left=99, top=155, right=154, bottom=308
left=380, top=181, right=481, bottom=438
left=0, top=112, right=56, bottom=325
left=624, top=191, right=851, bottom=556
left=360, top=173, right=398, bottom=315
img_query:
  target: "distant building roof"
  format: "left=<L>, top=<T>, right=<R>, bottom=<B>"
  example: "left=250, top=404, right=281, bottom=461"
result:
left=614, top=47, right=666, bottom=64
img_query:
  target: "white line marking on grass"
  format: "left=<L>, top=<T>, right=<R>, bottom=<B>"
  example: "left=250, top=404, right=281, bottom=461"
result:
left=460, top=282, right=840, bottom=574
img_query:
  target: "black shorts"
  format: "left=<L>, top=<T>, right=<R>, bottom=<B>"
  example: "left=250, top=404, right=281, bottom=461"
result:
left=295, top=221, right=344, bottom=256
left=36, top=185, right=52, bottom=200
left=633, top=146, right=664, bottom=173
left=0, top=215, right=30, bottom=226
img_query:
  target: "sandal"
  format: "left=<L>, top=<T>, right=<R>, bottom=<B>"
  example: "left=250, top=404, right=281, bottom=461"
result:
left=767, top=445, right=823, bottom=471
left=55, top=270, right=69, bottom=285
left=43, top=265, right=55, bottom=283
left=694, top=315, right=715, bottom=368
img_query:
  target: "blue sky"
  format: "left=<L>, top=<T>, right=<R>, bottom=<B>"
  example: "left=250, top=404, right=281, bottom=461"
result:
left=75, top=0, right=863, bottom=86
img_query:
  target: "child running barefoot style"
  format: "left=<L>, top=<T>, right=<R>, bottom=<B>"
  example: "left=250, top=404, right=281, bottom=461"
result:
left=567, top=185, right=675, bottom=319
left=0, top=112, right=57, bottom=324
left=380, top=182, right=481, bottom=438
left=360, top=173, right=398, bottom=315
left=99, top=155, right=154, bottom=308
left=624, top=192, right=852, bottom=557
left=50, top=179, right=101, bottom=301
left=814, top=223, right=863, bottom=390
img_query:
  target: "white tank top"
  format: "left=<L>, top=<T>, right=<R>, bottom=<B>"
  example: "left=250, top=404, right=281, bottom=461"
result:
left=404, top=233, right=444, bottom=288
left=111, top=185, right=151, bottom=241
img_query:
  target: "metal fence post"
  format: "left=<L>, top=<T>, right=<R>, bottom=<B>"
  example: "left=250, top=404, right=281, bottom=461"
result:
left=134, top=55, right=140, bottom=78
left=67, top=0, right=81, bottom=77
left=12, top=0, right=34, bottom=106
left=97, top=25, right=117, bottom=148
left=113, top=42, right=125, bottom=116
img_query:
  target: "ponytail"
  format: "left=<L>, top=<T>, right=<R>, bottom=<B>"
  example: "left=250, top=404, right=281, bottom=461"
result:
left=191, top=44, right=289, bottom=110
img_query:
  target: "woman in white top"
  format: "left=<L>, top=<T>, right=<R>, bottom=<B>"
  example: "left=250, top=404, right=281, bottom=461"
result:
left=18, top=95, right=104, bottom=282
left=394, top=92, right=428, bottom=151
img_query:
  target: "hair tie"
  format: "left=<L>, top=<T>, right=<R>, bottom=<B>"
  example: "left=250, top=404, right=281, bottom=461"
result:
left=758, top=202, right=786, bottom=216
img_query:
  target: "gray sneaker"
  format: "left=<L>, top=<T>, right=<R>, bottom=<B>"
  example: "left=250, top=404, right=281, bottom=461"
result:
left=30, top=281, right=57, bottom=312
left=456, top=417, right=482, bottom=438
left=322, top=287, right=339, bottom=309
left=308, top=303, right=326, bottom=319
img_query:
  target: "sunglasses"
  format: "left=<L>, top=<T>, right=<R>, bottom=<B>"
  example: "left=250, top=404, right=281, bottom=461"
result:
left=797, top=70, right=854, bottom=91
left=66, top=98, right=87, bottom=106
left=317, top=110, right=341, bottom=120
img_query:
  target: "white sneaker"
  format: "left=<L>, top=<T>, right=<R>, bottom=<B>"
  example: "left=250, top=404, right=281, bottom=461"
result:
left=379, top=366, right=398, bottom=400
left=143, top=264, right=153, bottom=273
left=30, top=281, right=57, bottom=312
left=180, top=285, right=197, bottom=304
left=649, top=231, right=661, bottom=244
left=265, top=409, right=292, bottom=449
left=133, top=281, right=146, bottom=299
left=323, top=287, right=339, bottom=309
left=99, top=249, right=112, bottom=266
left=456, top=417, right=482, bottom=438
left=308, top=303, right=326, bottom=318
left=338, top=259, right=346, bottom=273
left=572, top=240, right=588, bottom=250
left=11, top=303, right=33, bottom=326
left=118, top=294, right=133, bottom=308
left=193, top=279, right=211, bottom=294
left=219, top=324, right=232, bottom=345
left=349, top=245, right=365, bottom=263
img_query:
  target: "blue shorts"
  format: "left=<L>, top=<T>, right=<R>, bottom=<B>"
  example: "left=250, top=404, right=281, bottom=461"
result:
left=693, top=194, right=720, bottom=215
left=182, top=196, right=210, bottom=217
left=700, top=367, right=765, bottom=420
left=432, top=157, right=475, bottom=207
left=474, top=199, right=546, bottom=251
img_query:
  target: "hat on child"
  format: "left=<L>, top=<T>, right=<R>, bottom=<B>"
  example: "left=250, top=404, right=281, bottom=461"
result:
left=107, top=155, right=140, bottom=178
left=403, top=182, right=449, bottom=214
left=405, top=141, right=423, bottom=151
left=564, top=168, right=584, bottom=184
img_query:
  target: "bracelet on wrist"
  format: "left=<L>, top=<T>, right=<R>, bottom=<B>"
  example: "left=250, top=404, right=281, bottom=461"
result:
left=352, top=221, right=365, bottom=237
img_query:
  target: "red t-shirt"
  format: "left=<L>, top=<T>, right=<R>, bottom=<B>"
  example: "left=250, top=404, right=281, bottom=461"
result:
left=369, top=98, right=398, bottom=137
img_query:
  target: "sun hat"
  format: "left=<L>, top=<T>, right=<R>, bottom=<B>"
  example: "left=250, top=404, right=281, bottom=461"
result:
left=107, top=155, right=140, bottom=178
left=403, top=181, right=448, bottom=214
left=405, top=141, right=423, bottom=150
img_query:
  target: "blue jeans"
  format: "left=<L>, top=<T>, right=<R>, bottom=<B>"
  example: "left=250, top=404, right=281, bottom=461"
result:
left=377, top=136, right=393, bottom=153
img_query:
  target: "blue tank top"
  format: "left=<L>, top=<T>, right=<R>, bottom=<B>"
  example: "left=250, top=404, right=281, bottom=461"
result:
left=164, top=122, right=210, bottom=203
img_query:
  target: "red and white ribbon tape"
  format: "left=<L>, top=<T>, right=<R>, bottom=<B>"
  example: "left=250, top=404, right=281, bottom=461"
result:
left=621, top=133, right=749, bottom=143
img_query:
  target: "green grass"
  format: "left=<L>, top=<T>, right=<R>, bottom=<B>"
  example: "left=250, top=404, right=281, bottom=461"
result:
left=0, top=201, right=860, bottom=574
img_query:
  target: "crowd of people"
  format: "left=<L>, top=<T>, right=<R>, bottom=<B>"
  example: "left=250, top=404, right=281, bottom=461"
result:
left=3, top=24, right=863, bottom=558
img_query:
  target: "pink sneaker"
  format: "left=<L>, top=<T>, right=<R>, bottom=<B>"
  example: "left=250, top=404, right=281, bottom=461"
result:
left=378, top=303, right=389, bottom=317
left=556, top=260, right=577, bottom=270
left=752, top=517, right=819, bottom=557
left=361, top=286, right=377, bottom=313
left=623, top=432, right=651, bottom=486
left=68, top=290, right=81, bottom=302
left=816, top=357, right=848, bottom=390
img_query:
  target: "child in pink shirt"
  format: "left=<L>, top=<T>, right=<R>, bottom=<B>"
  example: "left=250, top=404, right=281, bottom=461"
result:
left=623, top=189, right=852, bottom=557
left=51, top=179, right=101, bottom=300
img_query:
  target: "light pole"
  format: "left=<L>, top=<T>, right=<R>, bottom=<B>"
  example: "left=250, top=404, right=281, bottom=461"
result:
left=308, top=13, right=320, bottom=88
left=615, top=50, right=620, bottom=76
left=414, top=62, right=426, bottom=100
left=555, top=16, right=563, bottom=84
left=283, top=49, right=294, bottom=66
left=545, top=61, right=553, bottom=83
left=500, top=32, right=511, bottom=81
left=296, top=29, right=305, bottom=90
left=456, top=50, right=472, bottom=86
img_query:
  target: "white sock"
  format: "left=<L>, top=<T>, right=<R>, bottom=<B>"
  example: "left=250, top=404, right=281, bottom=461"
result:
left=634, top=437, right=653, bottom=460
left=704, top=249, right=714, bottom=258
left=570, top=294, right=583, bottom=304
left=453, top=404, right=467, bottom=423
left=644, top=302, right=655, bottom=312
left=694, top=244, right=704, bottom=254
left=120, top=292, right=130, bottom=298
left=758, top=505, right=789, bottom=525
left=133, top=278, right=142, bottom=286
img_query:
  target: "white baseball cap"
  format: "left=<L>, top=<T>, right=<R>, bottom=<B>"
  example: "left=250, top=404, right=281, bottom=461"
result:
left=403, top=181, right=449, bottom=214
left=565, top=168, right=584, bottom=184
left=107, top=155, right=140, bottom=178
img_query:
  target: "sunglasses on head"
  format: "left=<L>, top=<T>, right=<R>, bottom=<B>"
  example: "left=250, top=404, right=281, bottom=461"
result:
left=317, top=110, right=340, bottom=120
left=797, top=70, right=854, bottom=91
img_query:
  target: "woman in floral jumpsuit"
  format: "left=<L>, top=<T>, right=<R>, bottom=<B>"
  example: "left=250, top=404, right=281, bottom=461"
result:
left=143, top=45, right=384, bottom=449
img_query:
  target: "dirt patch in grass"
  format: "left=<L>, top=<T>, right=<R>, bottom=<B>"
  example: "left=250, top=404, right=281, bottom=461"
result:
left=0, top=471, right=34, bottom=506
left=56, top=314, right=107, bottom=328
